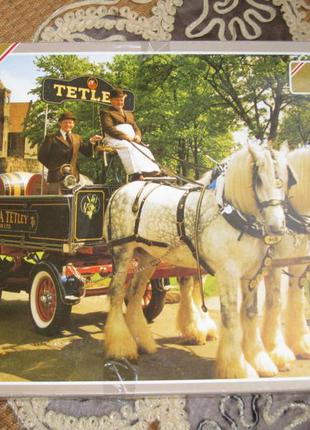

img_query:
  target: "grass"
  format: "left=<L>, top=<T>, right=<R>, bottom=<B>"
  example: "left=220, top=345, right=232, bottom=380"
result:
left=169, top=275, right=219, bottom=297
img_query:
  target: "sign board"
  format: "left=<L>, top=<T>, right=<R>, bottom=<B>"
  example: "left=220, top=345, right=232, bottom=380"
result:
left=42, top=76, right=135, bottom=111
left=289, top=61, right=310, bottom=94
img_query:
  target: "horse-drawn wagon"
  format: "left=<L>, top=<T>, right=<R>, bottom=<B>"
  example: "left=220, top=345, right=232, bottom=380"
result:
left=0, top=174, right=204, bottom=336
left=1, top=72, right=310, bottom=381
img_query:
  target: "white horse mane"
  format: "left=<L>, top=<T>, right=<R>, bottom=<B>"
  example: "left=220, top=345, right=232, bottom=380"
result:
left=198, top=146, right=288, bottom=217
left=288, top=146, right=310, bottom=215
left=224, top=148, right=260, bottom=216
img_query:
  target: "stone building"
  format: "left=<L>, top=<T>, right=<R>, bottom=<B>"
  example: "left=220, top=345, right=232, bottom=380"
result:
left=0, top=80, right=40, bottom=174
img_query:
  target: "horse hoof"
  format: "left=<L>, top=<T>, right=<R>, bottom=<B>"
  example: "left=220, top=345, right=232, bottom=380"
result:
left=201, top=316, right=218, bottom=340
left=216, top=360, right=259, bottom=379
left=105, top=341, right=139, bottom=361
left=206, top=331, right=218, bottom=341
left=138, top=342, right=157, bottom=355
left=181, top=335, right=206, bottom=345
left=251, top=351, right=279, bottom=377
left=296, top=351, right=310, bottom=359
left=290, top=335, right=310, bottom=359
left=268, top=344, right=295, bottom=371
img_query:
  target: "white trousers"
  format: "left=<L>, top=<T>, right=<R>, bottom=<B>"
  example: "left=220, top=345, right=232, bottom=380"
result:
left=104, top=124, right=160, bottom=175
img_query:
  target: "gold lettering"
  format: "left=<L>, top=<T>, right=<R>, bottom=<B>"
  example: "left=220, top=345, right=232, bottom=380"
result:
left=5, top=211, right=13, bottom=223
left=78, top=87, right=90, bottom=100
left=3, top=211, right=28, bottom=225
left=66, top=86, right=77, bottom=99
left=101, top=91, right=110, bottom=103
left=53, top=84, right=66, bottom=97
left=90, top=89, right=101, bottom=102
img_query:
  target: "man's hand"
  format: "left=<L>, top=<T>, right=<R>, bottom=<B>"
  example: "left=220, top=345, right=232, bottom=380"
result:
left=133, top=134, right=141, bottom=143
left=124, top=134, right=134, bottom=142
left=90, top=135, right=103, bottom=145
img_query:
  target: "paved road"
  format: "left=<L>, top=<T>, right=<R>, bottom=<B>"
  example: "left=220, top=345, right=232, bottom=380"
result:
left=0, top=290, right=310, bottom=383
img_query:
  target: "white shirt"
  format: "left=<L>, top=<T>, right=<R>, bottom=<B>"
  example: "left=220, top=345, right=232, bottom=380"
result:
left=60, top=129, right=71, bottom=140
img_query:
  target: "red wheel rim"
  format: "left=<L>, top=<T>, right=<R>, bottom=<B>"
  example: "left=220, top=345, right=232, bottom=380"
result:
left=36, top=276, right=56, bottom=322
left=142, top=283, right=152, bottom=307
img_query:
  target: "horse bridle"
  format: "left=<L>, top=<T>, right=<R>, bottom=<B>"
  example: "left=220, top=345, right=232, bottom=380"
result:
left=252, top=150, right=286, bottom=212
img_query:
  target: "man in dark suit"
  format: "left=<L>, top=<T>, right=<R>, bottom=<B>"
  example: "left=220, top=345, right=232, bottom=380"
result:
left=100, top=88, right=161, bottom=180
left=38, top=111, right=102, bottom=193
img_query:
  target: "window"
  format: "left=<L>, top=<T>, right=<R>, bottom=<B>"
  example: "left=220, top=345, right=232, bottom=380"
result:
left=8, top=132, right=24, bottom=157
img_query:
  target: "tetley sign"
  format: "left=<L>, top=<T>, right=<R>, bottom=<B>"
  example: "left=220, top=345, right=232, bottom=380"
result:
left=42, top=76, right=135, bottom=111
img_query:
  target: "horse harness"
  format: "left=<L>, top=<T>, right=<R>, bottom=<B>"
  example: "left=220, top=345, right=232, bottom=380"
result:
left=214, top=149, right=289, bottom=244
left=285, top=203, right=310, bottom=235
left=106, top=150, right=289, bottom=299
left=176, top=186, right=215, bottom=275
left=107, top=150, right=285, bottom=269
left=107, top=182, right=169, bottom=249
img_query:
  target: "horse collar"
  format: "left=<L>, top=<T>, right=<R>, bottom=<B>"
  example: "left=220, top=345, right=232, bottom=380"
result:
left=220, top=200, right=264, bottom=240
left=285, top=202, right=310, bottom=235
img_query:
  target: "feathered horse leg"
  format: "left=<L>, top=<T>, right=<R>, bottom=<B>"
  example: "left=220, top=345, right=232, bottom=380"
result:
left=192, top=276, right=218, bottom=340
left=262, top=268, right=295, bottom=370
left=125, top=251, right=157, bottom=354
left=241, top=280, right=278, bottom=377
left=285, top=265, right=310, bottom=358
left=216, top=267, right=258, bottom=378
left=177, top=276, right=217, bottom=344
left=104, top=245, right=138, bottom=360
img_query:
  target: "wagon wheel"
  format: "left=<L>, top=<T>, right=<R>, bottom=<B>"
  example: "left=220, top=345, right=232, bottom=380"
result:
left=29, top=262, right=72, bottom=336
left=143, top=279, right=168, bottom=323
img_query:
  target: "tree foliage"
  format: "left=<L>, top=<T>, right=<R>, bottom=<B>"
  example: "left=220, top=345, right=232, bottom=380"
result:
left=24, top=53, right=310, bottom=182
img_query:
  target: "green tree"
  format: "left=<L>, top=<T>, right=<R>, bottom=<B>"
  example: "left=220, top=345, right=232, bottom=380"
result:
left=199, top=55, right=292, bottom=143
left=108, top=54, right=235, bottom=178
left=24, top=55, right=110, bottom=181
left=278, top=98, right=310, bottom=148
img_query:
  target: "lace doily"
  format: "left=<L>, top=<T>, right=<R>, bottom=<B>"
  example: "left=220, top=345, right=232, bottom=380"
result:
left=8, top=394, right=310, bottom=429
left=33, top=0, right=183, bottom=42
left=185, top=0, right=278, bottom=41
left=273, top=0, right=310, bottom=40
left=185, top=0, right=310, bottom=41
left=31, top=0, right=310, bottom=42
left=190, top=394, right=310, bottom=429
left=8, top=397, right=190, bottom=429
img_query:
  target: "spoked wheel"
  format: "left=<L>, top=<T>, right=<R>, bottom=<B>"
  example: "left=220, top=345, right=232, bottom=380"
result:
left=30, top=262, right=72, bottom=336
left=143, top=279, right=169, bottom=323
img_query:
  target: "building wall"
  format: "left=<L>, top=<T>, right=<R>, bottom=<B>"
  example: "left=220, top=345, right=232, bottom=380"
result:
left=0, top=87, right=10, bottom=158
left=0, top=85, right=40, bottom=173
left=0, top=157, right=41, bottom=174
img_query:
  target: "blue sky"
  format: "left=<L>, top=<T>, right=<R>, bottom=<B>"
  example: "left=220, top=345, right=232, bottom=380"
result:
left=0, top=53, right=115, bottom=102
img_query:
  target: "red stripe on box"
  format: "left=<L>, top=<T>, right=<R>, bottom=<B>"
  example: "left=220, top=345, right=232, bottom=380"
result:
left=0, top=43, right=19, bottom=62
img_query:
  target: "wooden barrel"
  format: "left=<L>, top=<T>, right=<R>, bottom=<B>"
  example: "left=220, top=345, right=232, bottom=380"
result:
left=0, top=172, right=48, bottom=196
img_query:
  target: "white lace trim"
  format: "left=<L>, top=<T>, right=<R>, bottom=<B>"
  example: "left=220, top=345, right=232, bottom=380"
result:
left=184, top=0, right=310, bottom=41
left=8, top=397, right=190, bottom=429
left=272, top=0, right=310, bottom=40
left=185, top=0, right=278, bottom=41
left=33, top=0, right=183, bottom=42
left=32, top=0, right=310, bottom=42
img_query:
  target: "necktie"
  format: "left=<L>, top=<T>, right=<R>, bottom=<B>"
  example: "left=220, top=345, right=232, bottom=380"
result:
left=66, top=132, right=72, bottom=145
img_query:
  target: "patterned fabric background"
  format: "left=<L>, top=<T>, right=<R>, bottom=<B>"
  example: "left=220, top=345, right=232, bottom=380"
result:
left=0, top=0, right=310, bottom=42
left=3, top=393, right=310, bottom=429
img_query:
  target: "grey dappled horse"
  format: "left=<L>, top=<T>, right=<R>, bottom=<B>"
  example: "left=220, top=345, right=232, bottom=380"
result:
left=103, top=143, right=293, bottom=378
